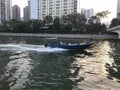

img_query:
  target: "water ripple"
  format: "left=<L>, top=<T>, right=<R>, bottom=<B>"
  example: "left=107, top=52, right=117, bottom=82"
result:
left=70, top=41, right=120, bottom=90
left=0, top=51, right=33, bottom=90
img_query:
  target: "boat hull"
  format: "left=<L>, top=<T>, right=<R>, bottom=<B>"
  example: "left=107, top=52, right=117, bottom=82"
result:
left=45, top=43, right=93, bottom=50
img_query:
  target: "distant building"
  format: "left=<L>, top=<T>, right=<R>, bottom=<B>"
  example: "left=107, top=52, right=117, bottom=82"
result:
left=23, top=6, right=29, bottom=22
left=12, top=5, right=20, bottom=21
left=81, top=8, right=94, bottom=23
left=0, top=0, right=12, bottom=24
left=23, top=0, right=30, bottom=22
left=117, top=0, right=120, bottom=18
left=28, top=0, right=30, bottom=20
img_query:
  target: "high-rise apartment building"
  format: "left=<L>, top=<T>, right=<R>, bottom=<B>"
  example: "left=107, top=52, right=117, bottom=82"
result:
left=117, top=0, right=120, bottom=18
left=5, top=0, right=12, bottom=21
left=0, top=0, right=12, bottom=24
left=38, top=0, right=80, bottom=20
left=81, top=8, right=94, bottom=20
left=29, top=0, right=80, bottom=20
left=0, top=0, right=5, bottom=24
left=12, top=5, right=20, bottom=21
left=28, top=0, right=30, bottom=20
left=0, top=0, right=2, bottom=24
left=0, top=0, right=3, bottom=24
left=23, top=0, right=30, bottom=22
left=29, top=0, right=38, bottom=19
left=23, top=6, right=29, bottom=21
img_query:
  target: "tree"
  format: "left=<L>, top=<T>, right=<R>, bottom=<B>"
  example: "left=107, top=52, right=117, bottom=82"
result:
left=88, top=16, right=100, bottom=24
left=95, top=10, right=111, bottom=19
left=61, top=15, right=69, bottom=25
left=43, top=15, right=53, bottom=25
left=117, top=12, right=120, bottom=18
left=28, top=19, right=42, bottom=32
left=95, top=10, right=111, bottom=24
left=6, top=19, right=42, bottom=33
left=53, top=17, right=60, bottom=30
left=110, top=18, right=120, bottom=28
left=67, top=13, right=87, bottom=31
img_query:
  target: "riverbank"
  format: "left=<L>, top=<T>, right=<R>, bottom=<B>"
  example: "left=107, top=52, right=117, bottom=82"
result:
left=0, top=33, right=118, bottom=39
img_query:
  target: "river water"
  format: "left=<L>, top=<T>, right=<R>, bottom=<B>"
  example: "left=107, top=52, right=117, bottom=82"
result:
left=0, top=37, right=120, bottom=90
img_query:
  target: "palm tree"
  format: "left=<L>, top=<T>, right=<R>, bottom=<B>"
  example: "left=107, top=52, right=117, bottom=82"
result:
left=95, top=10, right=111, bottom=19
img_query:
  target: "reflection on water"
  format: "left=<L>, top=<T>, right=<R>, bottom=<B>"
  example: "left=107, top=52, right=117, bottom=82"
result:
left=70, top=41, right=120, bottom=90
left=0, top=37, right=120, bottom=90
left=106, top=41, right=120, bottom=81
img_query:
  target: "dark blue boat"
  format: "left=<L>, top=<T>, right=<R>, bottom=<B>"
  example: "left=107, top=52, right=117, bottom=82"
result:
left=45, top=42, right=93, bottom=49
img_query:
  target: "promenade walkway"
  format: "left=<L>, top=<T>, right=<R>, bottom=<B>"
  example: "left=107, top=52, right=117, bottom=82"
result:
left=0, top=33, right=118, bottom=39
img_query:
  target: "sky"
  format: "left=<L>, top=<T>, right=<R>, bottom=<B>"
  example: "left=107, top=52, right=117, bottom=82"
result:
left=80, top=0, right=117, bottom=24
left=12, top=0, right=117, bottom=23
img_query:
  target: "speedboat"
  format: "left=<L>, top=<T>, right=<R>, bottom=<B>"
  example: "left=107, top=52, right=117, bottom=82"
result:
left=44, top=42, right=93, bottom=50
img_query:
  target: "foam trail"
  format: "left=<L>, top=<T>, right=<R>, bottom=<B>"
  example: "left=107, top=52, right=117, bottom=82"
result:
left=0, top=44, right=67, bottom=52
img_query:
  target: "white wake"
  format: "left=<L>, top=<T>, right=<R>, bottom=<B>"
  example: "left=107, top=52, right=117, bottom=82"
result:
left=0, top=44, right=67, bottom=52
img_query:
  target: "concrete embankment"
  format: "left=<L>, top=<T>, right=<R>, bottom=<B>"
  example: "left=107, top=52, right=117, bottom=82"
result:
left=0, top=33, right=118, bottom=39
